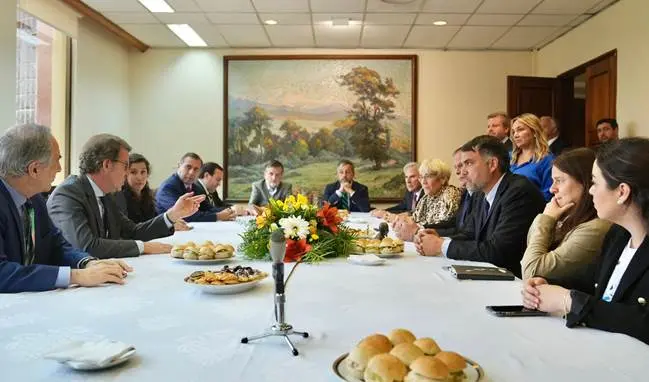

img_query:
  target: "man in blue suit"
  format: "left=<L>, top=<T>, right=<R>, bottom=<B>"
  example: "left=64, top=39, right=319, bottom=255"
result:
left=323, top=160, right=370, bottom=212
left=0, top=124, right=132, bottom=293
left=156, top=153, right=236, bottom=222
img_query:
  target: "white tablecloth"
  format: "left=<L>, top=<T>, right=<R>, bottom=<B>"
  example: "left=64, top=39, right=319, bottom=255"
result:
left=1, top=214, right=648, bottom=381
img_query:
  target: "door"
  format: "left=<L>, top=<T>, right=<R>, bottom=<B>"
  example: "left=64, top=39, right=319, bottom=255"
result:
left=584, top=53, right=617, bottom=147
left=507, top=76, right=558, bottom=119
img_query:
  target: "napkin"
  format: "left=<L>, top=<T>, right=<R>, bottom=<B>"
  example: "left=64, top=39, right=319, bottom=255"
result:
left=348, top=254, right=385, bottom=265
left=44, top=339, right=135, bottom=367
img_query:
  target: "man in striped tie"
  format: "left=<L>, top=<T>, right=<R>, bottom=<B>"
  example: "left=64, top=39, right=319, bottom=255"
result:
left=322, top=160, right=370, bottom=212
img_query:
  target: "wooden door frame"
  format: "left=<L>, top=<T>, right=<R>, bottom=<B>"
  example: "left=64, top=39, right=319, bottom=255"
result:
left=557, top=49, right=617, bottom=80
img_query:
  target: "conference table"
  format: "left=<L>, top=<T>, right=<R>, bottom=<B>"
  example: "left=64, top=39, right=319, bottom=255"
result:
left=1, top=213, right=648, bottom=381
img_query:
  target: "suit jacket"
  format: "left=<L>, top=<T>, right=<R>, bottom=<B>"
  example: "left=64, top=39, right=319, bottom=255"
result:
left=249, top=180, right=292, bottom=206
left=193, top=180, right=231, bottom=209
left=156, top=173, right=225, bottom=222
left=115, top=186, right=156, bottom=224
left=503, top=137, right=513, bottom=152
left=323, top=181, right=370, bottom=212
left=47, top=175, right=172, bottom=259
left=446, top=173, right=545, bottom=277
left=549, top=136, right=571, bottom=156
left=0, top=180, right=87, bottom=292
left=565, top=225, right=649, bottom=345
left=521, top=215, right=611, bottom=280
left=386, top=189, right=423, bottom=213
left=432, top=189, right=477, bottom=236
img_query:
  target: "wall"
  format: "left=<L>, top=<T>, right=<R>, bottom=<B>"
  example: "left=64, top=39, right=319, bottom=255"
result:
left=536, top=0, right=649, bottom=137
left=70, top=18, right=130, bottom=173
left=129, top=49, right=534, bottom=187
left=0, top=0, right=16, bottom=131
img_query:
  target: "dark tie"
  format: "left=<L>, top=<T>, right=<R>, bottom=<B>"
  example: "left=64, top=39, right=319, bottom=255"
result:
left=207, top=193, right=215, bottom=206
left=99, top=196, right=110, bottom=238
left=481, top=199, right=490, bottom=227
left=22, top=201, right=35, bottom=266
left=458, top=192, right=472, bottom=227
left=185, top=184, right=192, bottom=192
left=340, top=192, right=349, bottom=210
left=411, top=192, right=418, bottom=212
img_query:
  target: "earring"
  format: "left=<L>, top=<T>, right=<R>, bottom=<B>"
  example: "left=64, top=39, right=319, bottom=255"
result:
left=617, top=199, right=624, bottom=205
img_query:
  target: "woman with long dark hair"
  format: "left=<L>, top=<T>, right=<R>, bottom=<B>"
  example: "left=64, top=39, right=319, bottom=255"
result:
left=521, top=148, right=611, bottom=280
left=522, top=137, right=649, bottom=344
left=119, top=153, right=190, bottom=230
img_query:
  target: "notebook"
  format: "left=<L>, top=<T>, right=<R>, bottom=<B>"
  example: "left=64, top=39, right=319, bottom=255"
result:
left=449, top=265, right=515, bottom=281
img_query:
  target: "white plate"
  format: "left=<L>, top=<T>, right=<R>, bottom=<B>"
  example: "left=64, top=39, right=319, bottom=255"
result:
left=352, top=251, right=403, bottom=259
left=345, top=217, right=368, bottom=224
left=185, top=278, right=267, bottom=294
left=348, top=255, right=386, bottom=266
left=64, top=349, right=136, bottom=371
left=332, top=353, right=484, bottom=381
left=173, top=257, right=234, bottom=265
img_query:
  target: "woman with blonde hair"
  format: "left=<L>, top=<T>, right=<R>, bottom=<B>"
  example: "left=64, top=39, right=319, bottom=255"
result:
left=393, top=159, right=461, bottom=242
left=510, top=113, right=554, bottom=201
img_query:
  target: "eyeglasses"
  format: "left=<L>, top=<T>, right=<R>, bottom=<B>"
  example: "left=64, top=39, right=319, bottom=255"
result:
left=112, top=160, right=129, bottom=169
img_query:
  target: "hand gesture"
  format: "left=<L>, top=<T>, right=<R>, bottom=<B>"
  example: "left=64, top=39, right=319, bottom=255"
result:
left=70, top=262, right=131, bottom=287
left=167, top=192, right=206, bottom=221
left=521, top=277, right=548, bottom=309
left=543, top=197, right=575, bottom=220
left=217, top=208, right=237, bottom=221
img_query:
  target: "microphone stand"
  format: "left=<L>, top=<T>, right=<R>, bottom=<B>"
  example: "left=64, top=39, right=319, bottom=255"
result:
left=241, top=232, right=309, bottom=356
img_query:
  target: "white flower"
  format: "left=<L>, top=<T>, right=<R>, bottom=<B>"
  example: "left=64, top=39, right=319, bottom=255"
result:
left=278, top=216, right=310, bottom=240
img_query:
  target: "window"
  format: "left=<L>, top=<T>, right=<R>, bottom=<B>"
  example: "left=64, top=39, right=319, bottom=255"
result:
left=16, top=9, right=71, bottom=184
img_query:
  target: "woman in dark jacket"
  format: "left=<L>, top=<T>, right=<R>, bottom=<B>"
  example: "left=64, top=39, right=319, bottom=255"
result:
left=522, top=137, right=649, bottom=345
left=118, top=153, right=190, bottom=230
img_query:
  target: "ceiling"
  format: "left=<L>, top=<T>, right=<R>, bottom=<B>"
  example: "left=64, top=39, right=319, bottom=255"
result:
left=82, top=0, right=619, bottom=50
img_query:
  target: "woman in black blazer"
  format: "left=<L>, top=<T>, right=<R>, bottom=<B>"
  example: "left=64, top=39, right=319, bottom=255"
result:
left=522, top=137, right=649, bottom=345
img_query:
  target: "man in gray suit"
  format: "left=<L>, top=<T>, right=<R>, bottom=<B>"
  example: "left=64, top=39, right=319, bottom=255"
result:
left=47, top=134, right=204, bottom=259
left=249, top=160, right=292, bottom=207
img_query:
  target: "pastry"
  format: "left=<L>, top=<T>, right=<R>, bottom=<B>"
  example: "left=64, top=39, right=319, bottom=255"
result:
left=171, top=245, right=185, bottom=259
left=183, top=247, right=199, bottom=260
left=363, top=353, right=407, bottom=382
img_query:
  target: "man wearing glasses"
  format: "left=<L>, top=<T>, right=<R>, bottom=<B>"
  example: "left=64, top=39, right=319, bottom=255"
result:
left=48, top=134, right=204, bottom=259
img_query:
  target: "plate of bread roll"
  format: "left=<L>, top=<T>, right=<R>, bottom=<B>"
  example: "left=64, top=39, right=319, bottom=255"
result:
left=170, top=241, right=235, bottom=264
left=333, top=329, right=484, bottom=382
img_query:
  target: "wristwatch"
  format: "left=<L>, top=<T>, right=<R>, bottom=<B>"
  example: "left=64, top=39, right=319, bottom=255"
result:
left=78, top=256, right=98, bottom=269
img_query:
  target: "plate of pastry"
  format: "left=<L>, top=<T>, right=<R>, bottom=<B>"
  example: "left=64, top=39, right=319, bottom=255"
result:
left=332, top=329, right=484, bottom=382
left=184, top=265, right=269, bottom=294
left=352, top=237, right=404, bottom=258
left=171, top=241, right=235, bottom=264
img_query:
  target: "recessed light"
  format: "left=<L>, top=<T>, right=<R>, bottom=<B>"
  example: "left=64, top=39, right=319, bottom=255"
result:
left=167, top=24, right=207, bottom=47
left=433, top=20, right=447, bottom=26
left=137, top=0, right=174, bottom=13
left=264, top=19, right=278, bottom=25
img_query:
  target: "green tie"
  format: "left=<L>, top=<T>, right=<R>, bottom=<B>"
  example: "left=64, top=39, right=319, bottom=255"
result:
left=340, top=192, right=349, bottom=210
left=22, top=202, right=35, bottom=266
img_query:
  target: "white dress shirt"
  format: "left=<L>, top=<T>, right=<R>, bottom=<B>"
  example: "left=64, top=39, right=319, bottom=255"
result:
left=547, top=136, right=558, bottom=147
left=602, top=239, right=638, bottom=302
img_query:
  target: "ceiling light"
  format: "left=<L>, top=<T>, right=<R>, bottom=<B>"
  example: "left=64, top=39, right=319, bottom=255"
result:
left=433, top=20, right=447, bottom=26
left=331, top=18, right=350, bottom=27
left=264, top=19, right=278, bottom=25
left=138, top=0, right=174, bottom=13
left=167, top=24, right=207, bottom=47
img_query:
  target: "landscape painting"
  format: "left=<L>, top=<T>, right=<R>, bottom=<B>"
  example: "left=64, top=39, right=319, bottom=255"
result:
left=224, top=55, right=417, bottom=202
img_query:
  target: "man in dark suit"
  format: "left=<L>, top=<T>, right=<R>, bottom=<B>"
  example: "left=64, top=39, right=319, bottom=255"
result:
left=195, top=162, right=231, bottom=209
left=415, top=135, right=545, bottom=276
left=0, top=124, right=132, bottom=292
left=371, top=162, right=422, bottom=219
left=541, top=116, right=570, bottom=155
left=323, top=160, right=370, bottom=212
left=48, top=135, right=203, bottom=259
left=249, top=160, right=292, bottom=207
left=157, top=153, right=235, bottom=222
left=486, top=112, right=512, bottom=152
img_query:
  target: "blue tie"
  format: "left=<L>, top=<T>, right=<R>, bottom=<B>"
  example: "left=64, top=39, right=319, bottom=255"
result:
left=458, top=192, right=472, bottom=227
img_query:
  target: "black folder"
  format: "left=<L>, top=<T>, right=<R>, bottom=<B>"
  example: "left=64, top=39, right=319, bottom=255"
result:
left=449, top=265, right=515, bottom=281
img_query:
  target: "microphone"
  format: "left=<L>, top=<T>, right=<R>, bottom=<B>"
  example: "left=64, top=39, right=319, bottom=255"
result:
left=375, top=222, right=389, bottom=240
left=270, top=229, right=286, bottom=294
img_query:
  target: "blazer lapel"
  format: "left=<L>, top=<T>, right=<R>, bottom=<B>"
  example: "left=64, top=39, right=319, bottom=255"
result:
left=0, top=182, right=26, bottom=259
left=80, top=176, right=104, bottom=235
left=612, top=235, right=649, bottom=301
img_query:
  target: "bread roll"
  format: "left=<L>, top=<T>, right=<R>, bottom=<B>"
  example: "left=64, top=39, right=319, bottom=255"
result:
left=389, top=328, right=416, bottom=345
left=183, top=247, right=199, bottom=260
left=390, top=343, right=424, bottom=366
left=404, top=356, right=449, bottom=382
left=344, top=343, right=383, bottom=380
left=171, top=246, right=185, bottom=258
left=434, top=351, right=466, bottom=382
left=358, top=334, right=393, bottom=353
left=363, top=353, right=407, bottom=382
left=413, top=338, right=441, bottom=356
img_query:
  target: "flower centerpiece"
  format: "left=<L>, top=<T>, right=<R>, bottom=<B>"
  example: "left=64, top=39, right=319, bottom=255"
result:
left=239, top=194, right=355, bottom=263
